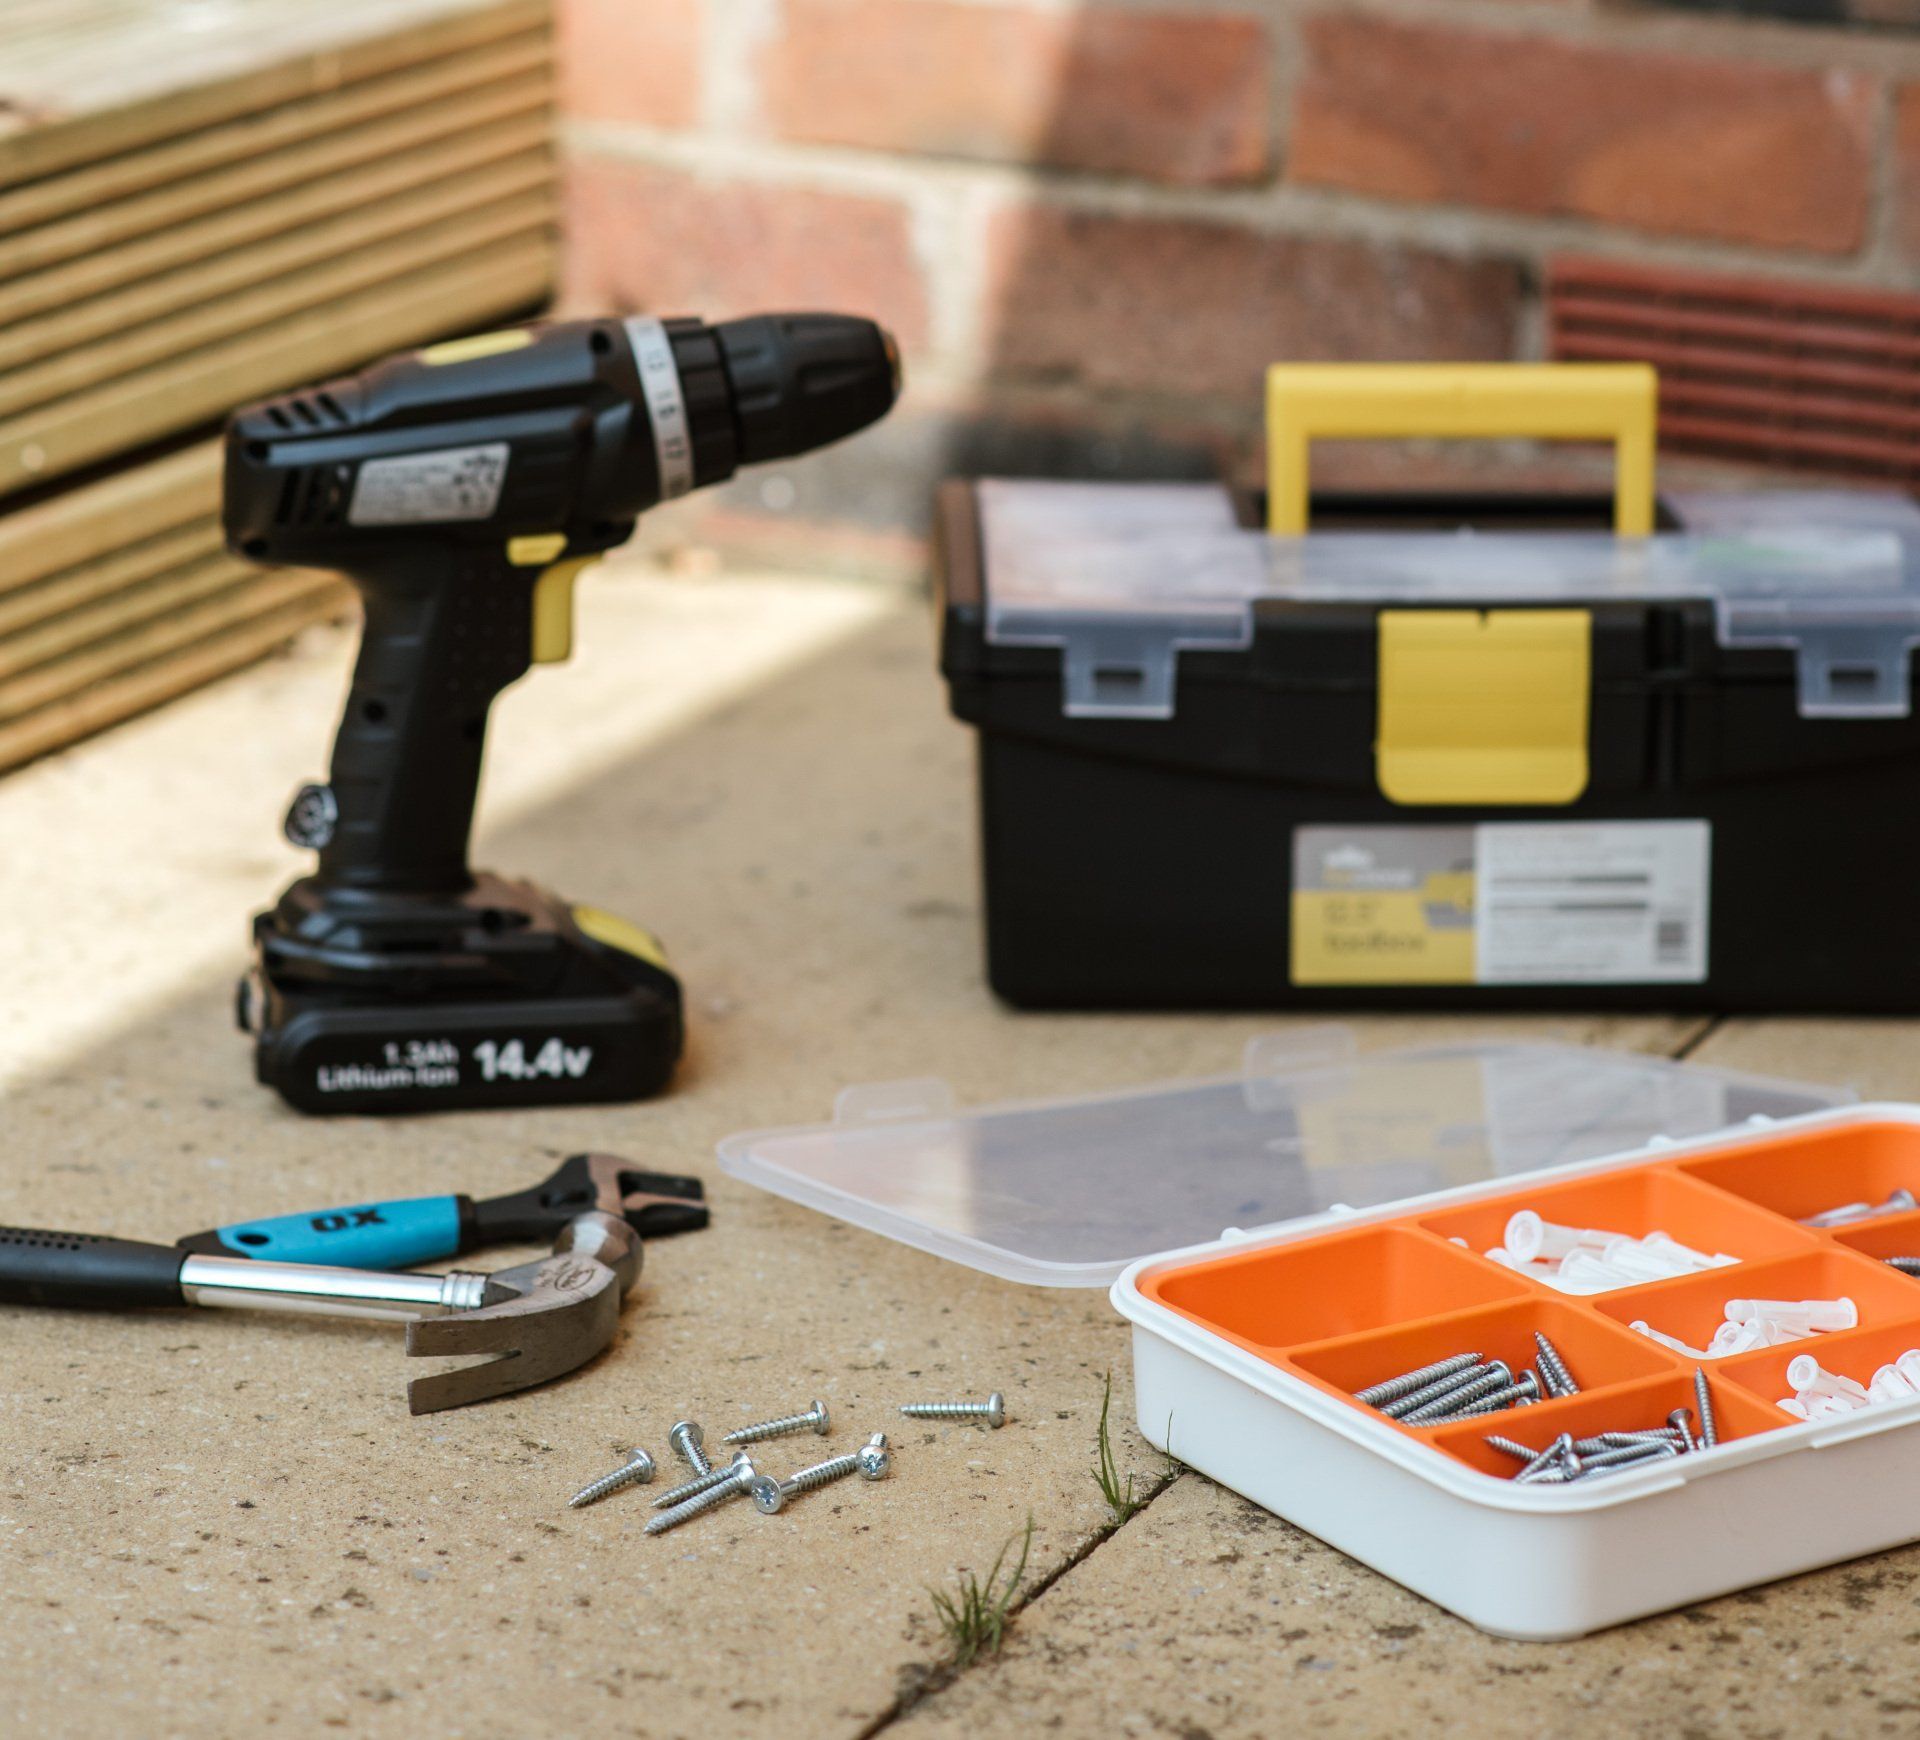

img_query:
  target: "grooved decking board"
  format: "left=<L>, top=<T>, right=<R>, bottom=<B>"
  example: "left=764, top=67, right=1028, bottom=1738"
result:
left=0, top=0, right=555, bottom=771
left=0, top=237, right=556, bottom=491
left=0, top=153, right=552, bottom=375
left=0, top=30, right=550, bottom=235
left=0, top=123, right=551, bottom=329
left=0, top=0, right=549, bottom=178
left=0, top=577, right=348, bottom=773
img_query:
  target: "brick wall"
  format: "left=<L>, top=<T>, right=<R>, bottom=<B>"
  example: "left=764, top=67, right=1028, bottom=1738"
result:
left=557, top=0, right=1920, bottom=567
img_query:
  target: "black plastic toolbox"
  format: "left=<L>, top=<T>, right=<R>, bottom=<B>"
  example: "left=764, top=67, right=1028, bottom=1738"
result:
left=937, top=477, right=1920, bottom=1013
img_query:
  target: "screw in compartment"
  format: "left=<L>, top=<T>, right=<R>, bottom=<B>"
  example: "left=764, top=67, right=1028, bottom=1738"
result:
left=1533, top=1332, right=1579, bottom=1398
left=724, top=1399, right=832, bottom=1445
left=1401, top=1365, right=1516, bottom=1425
left=1693, top=1368, right=1719, bottom=1450
left=1382, top=1361, right=1504, bottom=1421
left=1483, top=1434, right=1536, bottom=1464
left=1515, top=1433, right=1573, bottom=1483
left=1885, top=1257, right=1920, bottom=1277
left=1437, top=1373, right=1542, bottom=1421
left=1571, top=1441, right=1678, bottom=1481
left=1355, top=1352, right=1481, bottom=1410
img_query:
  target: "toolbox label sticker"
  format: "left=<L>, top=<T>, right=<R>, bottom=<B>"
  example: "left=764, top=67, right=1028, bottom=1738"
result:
left=348, top=442, right=508, bottom=525
left=1291, top=822, right=1709, bottom=987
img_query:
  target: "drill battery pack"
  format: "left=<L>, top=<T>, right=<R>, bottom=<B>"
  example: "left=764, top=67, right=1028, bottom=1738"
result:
left=241, top=875, right=683, bottom=1115
left=936, top=368, right=1920, bottom=1014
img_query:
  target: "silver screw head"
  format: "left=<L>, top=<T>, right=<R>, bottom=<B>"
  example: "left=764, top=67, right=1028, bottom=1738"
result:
left=857, top=1433, right=892, bottom=1480
left=983, top=1392, right=1006, bottom=1429
left=749, top=1474, right=787, bottom=1515
left=670, top=1419, right=703, bottom=1453
left=807, top=1399, right=831, bottom=1435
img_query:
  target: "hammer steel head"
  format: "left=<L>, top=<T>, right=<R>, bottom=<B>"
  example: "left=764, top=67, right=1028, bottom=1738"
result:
left=403, top=1211, right=641, bottom=1414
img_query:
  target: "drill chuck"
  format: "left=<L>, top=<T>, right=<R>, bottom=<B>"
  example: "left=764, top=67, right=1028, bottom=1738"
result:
left=714, top=314, right=902, bottom=465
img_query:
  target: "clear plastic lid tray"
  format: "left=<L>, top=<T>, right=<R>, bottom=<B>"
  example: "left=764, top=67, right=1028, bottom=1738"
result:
left=717, top=1031, right=1849, bottom=1287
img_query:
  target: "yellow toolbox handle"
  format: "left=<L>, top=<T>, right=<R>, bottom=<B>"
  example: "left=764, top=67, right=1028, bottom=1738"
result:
left=1264, top=363, right=1657, bottom=536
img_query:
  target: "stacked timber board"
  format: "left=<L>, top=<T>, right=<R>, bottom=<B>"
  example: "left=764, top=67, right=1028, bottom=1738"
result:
left=0, top=0, right=558, bottom=773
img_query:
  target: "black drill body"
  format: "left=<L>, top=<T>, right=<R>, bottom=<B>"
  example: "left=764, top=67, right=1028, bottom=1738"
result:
left=225, top=312, right=898, bottom=1114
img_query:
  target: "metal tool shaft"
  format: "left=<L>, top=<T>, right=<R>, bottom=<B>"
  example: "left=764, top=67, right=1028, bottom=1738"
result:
left=178, top=1253, right=499, bottom=1322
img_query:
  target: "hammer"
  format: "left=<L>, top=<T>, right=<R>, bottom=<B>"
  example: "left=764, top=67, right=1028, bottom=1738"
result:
left=0, top=1211, right=641, bottom=1414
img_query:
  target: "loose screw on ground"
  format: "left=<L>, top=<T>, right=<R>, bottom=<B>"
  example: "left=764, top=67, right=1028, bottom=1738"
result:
left=567, top=1446, right=655, bottom=1509
left=652, top=1450, right=751, bottom=1510
left=1533, top=1332, right=1579, bottom=1398
left=900, top=1392, right=1005, bottom=1429
left=668, top=1419, right=710, bottom=1478
left=752, top=1433, right=893, bottom=1514
left=644, top=1457, right=758, bottom=1536
left=724, top=1399, right=831, bottom=1445
left=1355, top=1352, right=1481, bottom=1410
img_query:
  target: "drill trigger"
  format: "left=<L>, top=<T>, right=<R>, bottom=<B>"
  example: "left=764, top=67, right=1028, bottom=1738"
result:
left=530, top=555, right=598, bottom=664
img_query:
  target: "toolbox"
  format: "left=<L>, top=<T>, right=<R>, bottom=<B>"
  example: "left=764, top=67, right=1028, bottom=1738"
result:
left=716, top=1032, right=1920, bottom=1636
left=936, top=364, right=1920, bottom=1012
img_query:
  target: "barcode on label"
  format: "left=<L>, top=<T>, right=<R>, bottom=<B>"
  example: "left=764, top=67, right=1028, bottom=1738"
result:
left=1655, top=916, right=1690, bottom=962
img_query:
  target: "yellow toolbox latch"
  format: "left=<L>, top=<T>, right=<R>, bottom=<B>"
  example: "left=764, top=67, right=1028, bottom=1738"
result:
left=1376, top=609, right=1592, bottom=806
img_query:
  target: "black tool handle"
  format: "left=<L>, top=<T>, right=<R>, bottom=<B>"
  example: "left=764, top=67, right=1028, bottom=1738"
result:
left=318, top=547, right=536, bottom=893
left=0, top=1227, right=187, bottom=1309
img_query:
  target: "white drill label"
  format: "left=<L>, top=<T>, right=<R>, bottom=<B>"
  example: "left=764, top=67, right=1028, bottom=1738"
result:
left=347, top=442, right=509, bottom=525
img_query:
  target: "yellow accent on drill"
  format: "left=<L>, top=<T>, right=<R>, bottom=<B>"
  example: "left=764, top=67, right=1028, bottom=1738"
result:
left=1265, top=363, right=1657, bottom=537
left=508, top=533, right=568, bottom=565
left=420, top=328, right=535, bottom=366
left=1376, top=609, right=1592, bottom=806
left=530, top=556, right=598, bottom=664
left=572, top=905, right=670, bottom=970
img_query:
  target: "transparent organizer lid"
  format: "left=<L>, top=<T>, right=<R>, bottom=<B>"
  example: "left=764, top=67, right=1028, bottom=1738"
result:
left=716, top=1030, right=1851, bottom=1287
left=975, top=479, right=1920, bottom=720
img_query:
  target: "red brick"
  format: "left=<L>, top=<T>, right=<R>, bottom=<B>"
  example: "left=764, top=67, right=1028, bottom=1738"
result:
left=1899, top=86, right=1920, bottom=261
left=762, top=0, right=1270, bottom=186
left=983, top=203, right=1521, bottom=402
left=1290, top=15, right=1877, bottom=255
left=559, top=0, right=702, bottom=130
left=562, top=154, right=930, bottom=351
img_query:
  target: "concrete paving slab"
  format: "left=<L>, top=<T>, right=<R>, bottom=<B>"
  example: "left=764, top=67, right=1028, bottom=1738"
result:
left=0, top=561, right=1722, bottom=1737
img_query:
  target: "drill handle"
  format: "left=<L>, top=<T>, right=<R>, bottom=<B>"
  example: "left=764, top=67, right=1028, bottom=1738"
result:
left=319, top=548, right=535, bottom=891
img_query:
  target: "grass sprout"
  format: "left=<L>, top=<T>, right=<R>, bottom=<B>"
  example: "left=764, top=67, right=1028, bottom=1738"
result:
left=929, top=1514, right=1034, bottom=1667
left=1094, top=1369, right=1143, bottom=1524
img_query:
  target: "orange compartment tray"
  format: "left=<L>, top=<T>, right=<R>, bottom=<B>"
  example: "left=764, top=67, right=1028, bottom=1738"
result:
left=1140, top=1115, right=1920, bottom=1478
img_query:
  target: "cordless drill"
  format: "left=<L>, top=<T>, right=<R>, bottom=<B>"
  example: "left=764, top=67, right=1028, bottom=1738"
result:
left=225, top=312, right=900, bottom=1114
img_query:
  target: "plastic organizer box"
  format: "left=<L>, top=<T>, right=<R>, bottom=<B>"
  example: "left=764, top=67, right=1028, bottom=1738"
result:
left=1115, top=1104, right=1920, bottom=1639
